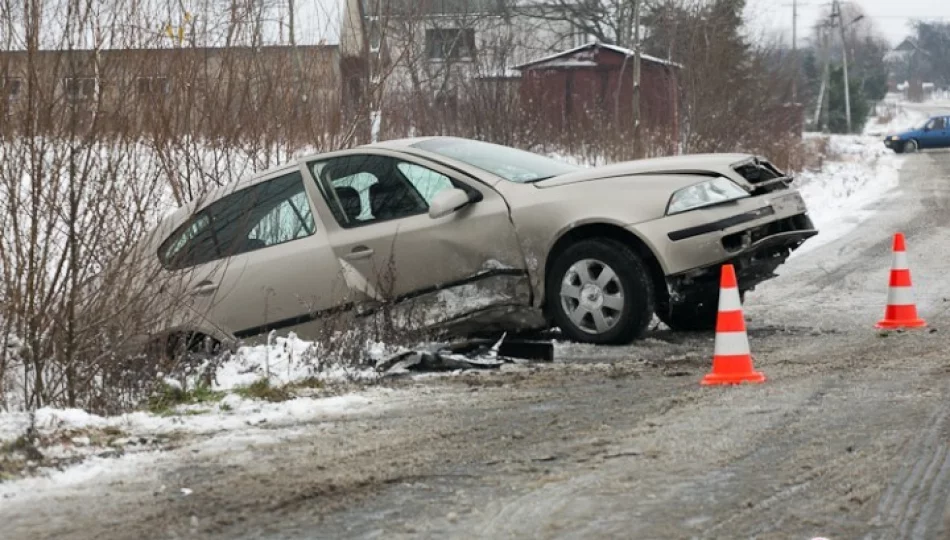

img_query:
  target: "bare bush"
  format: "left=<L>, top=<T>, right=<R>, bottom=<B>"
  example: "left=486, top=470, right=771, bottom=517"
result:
left=0, top=1, right=378, bottom=413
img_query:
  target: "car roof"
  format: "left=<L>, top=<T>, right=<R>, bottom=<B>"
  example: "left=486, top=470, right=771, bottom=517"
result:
left=359, top=136, right=438, bottom=149
left=155, top=136, right=505, bottom=244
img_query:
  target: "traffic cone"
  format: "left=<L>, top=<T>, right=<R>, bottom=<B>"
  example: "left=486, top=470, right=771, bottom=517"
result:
left=701, top=264, right=766, bottom=386
left=876, top=233, right=926, bottom=330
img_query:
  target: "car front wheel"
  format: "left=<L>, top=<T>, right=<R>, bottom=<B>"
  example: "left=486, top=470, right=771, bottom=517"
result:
left=904, top=140, right=918, bottom=153
left=547, top=239, right=655, bottom=344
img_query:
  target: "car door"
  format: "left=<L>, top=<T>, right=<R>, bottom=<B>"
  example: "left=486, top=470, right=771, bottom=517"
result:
left=920, top=117, right=947, bottom=149
left=160, top=168, right=349, bottom=342
left=303, top=152, right=530, bottom=328
left=937, top=117, right=950, bottom=148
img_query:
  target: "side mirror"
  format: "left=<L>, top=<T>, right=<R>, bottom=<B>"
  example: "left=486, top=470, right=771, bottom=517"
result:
left=428, top=188, right=472, bottom=219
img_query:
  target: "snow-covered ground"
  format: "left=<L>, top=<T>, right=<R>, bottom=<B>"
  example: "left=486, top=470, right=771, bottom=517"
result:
left=0, top=333, right=397, bottom=487
left=793, top=135, right=903, bottom=256
left=791, top=103, right=927, bottom=256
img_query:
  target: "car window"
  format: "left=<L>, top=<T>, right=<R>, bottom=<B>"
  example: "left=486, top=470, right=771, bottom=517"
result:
left=160, top=171, right=315, bottom=270
left=247, top=188, right=315, bottom=246
left=163, top=213, right=211, bottom=263
left=928, top=117, right=946, bottom=130
left=330, top=171, right=378, bottom=222
left=396, top=162, right=454, bottom=204
left=311, top=155, right=443, bottom=228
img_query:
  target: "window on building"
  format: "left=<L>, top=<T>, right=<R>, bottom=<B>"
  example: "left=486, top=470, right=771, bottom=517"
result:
left=136, top=76, right=171, bottom=96
left=3, top=78, right=22, bottom=100
left=391, top=0, right=503, bottom=15
left=425, top=28, right=476, bottom=60
left=63, top=77, right=97, bottom=101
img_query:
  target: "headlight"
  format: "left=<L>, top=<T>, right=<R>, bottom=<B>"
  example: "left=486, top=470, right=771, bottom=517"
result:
left=667, top=177, right=749, bottom=215
left=890, top=136, right=900, bottom=141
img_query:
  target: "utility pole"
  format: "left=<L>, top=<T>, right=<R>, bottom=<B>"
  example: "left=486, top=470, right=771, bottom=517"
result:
left=792, top=0, right=798, bottom=102
left=632, top=0, right=642, bottom=156
left=813, top=22, right=831, bottom=131
left=833, top=0, right=853, bottom=133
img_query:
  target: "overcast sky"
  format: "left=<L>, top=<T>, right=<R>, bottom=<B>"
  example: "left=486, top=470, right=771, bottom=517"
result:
left=745, top=0, right=950, bottom=47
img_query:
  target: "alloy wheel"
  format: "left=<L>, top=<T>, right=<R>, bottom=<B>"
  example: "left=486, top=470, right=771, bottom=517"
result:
left=559, top=258, right=626, bottom=334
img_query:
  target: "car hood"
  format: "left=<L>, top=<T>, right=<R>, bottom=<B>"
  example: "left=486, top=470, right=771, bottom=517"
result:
left=533, top=153, right=758, bottom=189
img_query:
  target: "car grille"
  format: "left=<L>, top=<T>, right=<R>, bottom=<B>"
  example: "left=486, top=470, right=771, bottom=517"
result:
left=722, top=214, right=814, bottom=253
left=733, top=158, right=783, bottom=183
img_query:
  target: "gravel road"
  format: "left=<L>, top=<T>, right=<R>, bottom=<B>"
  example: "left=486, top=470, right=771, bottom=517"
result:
left=4, top=146, right=950, bottom=540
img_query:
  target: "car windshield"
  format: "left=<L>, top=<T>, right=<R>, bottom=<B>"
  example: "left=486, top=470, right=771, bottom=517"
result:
left=411, top=138, right=581, bottom=183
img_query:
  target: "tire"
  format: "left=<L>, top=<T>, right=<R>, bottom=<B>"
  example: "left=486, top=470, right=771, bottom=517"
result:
left=546, top=238, right=655, bottom=344
left=658, top=290, right=746, bottom=332
left=904, top=140, right=919, bottom=154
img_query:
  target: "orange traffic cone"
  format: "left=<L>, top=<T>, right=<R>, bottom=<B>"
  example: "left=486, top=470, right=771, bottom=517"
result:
left=877, top=233, right=926, bottom=330
left=701, top=264, right=766, bottom=386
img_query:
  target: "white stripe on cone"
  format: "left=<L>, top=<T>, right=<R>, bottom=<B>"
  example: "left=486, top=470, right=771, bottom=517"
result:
left=718, top=286, right=742, bottom=312
left=886, top=285, right=916, bottom=306
left=892, top=251, right=909, bottom=270
left=714, top=331, right=751, bottom=356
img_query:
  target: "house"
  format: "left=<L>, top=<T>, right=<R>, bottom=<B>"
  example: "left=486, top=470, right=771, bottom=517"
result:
left=514, top=41, right=681, bottom=147
left=376, top=0, right=590, bottom=96
left=884, top=37, right=930, bottom=95
left=0, top=0, right=371, bottom=140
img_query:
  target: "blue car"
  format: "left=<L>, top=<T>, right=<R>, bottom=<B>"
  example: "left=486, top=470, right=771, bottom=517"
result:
left=884, top=115, right=950, bottom=153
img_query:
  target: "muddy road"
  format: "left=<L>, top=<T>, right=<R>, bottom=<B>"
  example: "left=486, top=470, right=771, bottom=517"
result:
left=5, top=148, right=950, bottom=539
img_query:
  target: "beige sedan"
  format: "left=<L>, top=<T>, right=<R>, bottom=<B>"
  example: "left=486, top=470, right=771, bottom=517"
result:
left=141, top=137, right=817, bottom=355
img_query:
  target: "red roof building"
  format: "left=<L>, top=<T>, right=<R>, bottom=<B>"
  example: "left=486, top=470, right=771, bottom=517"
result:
left=515, top=41, right=681, bottom=151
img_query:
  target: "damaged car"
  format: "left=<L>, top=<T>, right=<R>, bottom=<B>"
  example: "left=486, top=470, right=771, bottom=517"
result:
left=138, top=137, right=817, bottom=354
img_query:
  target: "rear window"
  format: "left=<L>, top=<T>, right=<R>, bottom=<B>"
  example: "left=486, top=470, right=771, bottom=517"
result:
left=159, top=171, right=315, bottom=270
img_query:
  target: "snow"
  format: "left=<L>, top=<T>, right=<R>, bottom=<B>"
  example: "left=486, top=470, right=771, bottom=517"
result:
left=863, top=99, right=928, bottom=137
left=0, top=332, right=392, bottom=491
left=0, top=392, right=377, bottom=446
left=513, top=40, right=683, bottom=70
left=792, top=135, right=904, bottom=257
left=212, top=333, right=379, bottom=392
left=788, top=100, right=927, bottom=256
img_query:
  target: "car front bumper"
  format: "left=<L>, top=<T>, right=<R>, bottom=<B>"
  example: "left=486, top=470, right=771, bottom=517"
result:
left=884, top=138, right=902, bottom=149
left=631, top=189, right=817, bottom=295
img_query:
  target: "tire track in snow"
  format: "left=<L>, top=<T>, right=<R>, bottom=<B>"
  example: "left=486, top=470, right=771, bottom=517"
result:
left=865, top=392, right=950, bottom=540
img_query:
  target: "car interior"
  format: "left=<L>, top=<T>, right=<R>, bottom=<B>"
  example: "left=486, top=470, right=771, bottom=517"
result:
left=317, top=156, right=429, bottom=227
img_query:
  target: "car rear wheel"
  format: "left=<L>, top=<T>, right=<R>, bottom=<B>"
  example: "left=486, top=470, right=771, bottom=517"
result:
left=904, top=140, right=918, bottom=154
left=658, top=290, right=746, bottom=332
left=547, top=239, right=654, bottom=344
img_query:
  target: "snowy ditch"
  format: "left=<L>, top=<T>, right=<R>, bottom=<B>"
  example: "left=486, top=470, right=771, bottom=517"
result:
left=0, top=331, right=549, bottom=483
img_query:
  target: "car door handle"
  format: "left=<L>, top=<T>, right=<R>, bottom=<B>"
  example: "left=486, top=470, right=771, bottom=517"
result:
left=343, top=246, right=374, bottom=261
left=192, top=280, right=218, bottom=296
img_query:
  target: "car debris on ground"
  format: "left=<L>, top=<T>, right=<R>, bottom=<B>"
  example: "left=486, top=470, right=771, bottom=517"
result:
left=375, top=333, right=554, bottom=375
